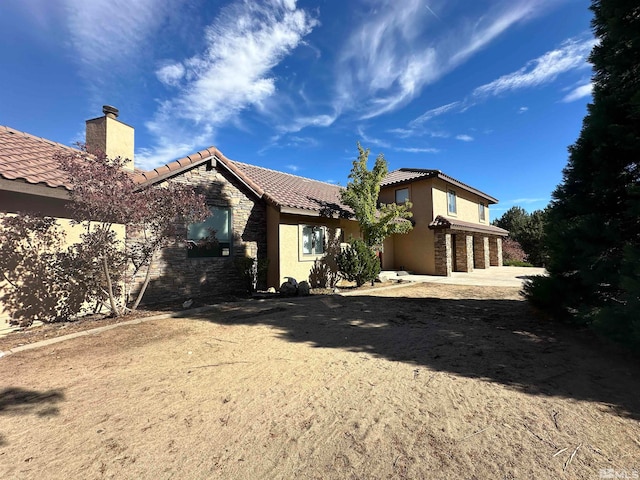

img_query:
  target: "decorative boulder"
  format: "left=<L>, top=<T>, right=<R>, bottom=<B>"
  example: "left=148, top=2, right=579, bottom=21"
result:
left=279, top=281, right=298, bottom=296
left=298, top=281, right=310, bottom=296
left=267, top=287, right=276, bottom=293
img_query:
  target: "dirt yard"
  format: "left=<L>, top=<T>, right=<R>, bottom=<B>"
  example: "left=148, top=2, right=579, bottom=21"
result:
left=1, top=283, right=639, bottom=479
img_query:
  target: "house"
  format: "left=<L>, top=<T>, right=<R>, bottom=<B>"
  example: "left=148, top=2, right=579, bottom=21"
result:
left=0, top=107, right=360, bottom=312
left=1, top=106, right=506, bottom=319
left=379, top=168, right=508, bottom=276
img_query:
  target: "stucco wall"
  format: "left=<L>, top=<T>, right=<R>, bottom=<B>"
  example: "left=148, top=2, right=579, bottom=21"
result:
left=379, top=178, right=435, bottom=273
left=275, top=214, right=359, bottom=287
left=0, top=191, right=125, bottom=320
left=432, top=178, right=489, bottom=224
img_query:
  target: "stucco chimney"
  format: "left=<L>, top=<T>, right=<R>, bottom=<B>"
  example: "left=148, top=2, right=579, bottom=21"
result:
left=85, top=105, right=135, bottom=171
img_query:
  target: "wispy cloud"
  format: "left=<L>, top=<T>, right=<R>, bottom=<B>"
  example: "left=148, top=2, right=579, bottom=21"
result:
left=336, top=0, right=552, bottom=121
left=136, top=1, right=318, bottom=168
left=357, top=126, right=391, bottom=148
left=408, top=35, right=595, bottom=128
left=285, top=164, right=300, bottom=172
left=473, top=37, right=595, bottom=98
left=394, top=147, right=440, bottom=154
left=64, top=0, right=179, bottom=87
left=561, top=82, right=593, bottom=102
left=456, top=134, right=474, bottom=142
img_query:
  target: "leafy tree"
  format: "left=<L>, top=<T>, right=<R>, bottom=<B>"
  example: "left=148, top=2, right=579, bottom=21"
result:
left=57, top=146, right=210, bottom=317
left=524, top=0, right=640, bottom=349
left=336, top=239, right=381, bottom=287
left=341, top=142, right=413, bottom=247
left=493, top=207, right=548, bottom=266
left=502, top=238, right=527, bottom=263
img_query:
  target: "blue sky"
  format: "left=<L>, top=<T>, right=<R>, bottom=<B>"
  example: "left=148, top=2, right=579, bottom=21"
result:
left=1, top=0, right=594, bottom=216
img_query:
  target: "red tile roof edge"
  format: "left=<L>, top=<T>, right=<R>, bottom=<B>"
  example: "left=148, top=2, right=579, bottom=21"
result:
left=382, top=168, right=499, bottom=204
left=428, top=215, right=508, bottom=236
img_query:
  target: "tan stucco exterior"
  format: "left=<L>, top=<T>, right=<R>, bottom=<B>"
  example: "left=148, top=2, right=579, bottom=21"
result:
left=86, top=115, right=135, bottom=170
left=265, top=209, right=360, bottom=288
left=379, top=175, right=499, bottom=275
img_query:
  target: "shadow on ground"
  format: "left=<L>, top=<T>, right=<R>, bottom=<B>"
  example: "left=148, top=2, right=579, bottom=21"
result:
left=0, top=387, right=65, bottom=418
left=189, top=293, right=640, bottom=420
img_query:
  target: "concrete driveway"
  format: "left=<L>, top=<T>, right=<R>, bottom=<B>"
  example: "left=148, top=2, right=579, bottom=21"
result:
left=380, top=266, right=545, bottom=288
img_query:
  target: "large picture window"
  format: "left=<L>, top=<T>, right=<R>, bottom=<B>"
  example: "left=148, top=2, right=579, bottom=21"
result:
left=187, top=206, right=231, bottom=258
left=301, top=225, right=325, bottom=256
left=447, top=190, right=457, bottom=215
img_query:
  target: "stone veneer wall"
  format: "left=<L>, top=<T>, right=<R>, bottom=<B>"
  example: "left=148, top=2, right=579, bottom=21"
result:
left=489, top=237, right=503, bottom=267
left=473, top=236, right=490, bottom=269
left=434, top=231, right=452, bottom=276
left=454, top=234, right=474, bottom=273
left=127, top=162, right=267, bottom=304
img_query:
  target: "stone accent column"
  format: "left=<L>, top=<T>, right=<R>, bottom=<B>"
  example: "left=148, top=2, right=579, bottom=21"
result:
left=473, top=236, right=490, bottom=269
left=434, top=231, right=452, bottom=276
left=455, top=234, right=474, bottom=272
left=489, top=237, right=503, bottom=267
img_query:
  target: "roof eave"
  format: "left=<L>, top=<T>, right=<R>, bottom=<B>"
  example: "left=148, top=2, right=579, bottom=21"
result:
left=0, top=177, right=71, bottom=200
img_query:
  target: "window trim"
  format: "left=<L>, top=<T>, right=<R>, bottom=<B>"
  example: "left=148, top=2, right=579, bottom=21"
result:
left=299, top=224, right=326, bottom=262
left=447, top=189, right=457, bottom=216
left=186, top=205, right=233, bottom=258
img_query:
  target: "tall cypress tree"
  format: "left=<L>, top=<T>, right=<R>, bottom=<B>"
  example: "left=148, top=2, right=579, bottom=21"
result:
left=526, top=0, right=640, bottom=346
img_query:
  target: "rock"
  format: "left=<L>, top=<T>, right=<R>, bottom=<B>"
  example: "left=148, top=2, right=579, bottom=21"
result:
left=279, top=281, right=297, bottom=296
left=298, top=281, right=310, bottom=296
left=182, top=299, right=194, bottom=309
left=285, top=277, right=298, bottom=287
left=397, top=270, right=410, bottom=276
left=267, top=287, right=276, bottom=293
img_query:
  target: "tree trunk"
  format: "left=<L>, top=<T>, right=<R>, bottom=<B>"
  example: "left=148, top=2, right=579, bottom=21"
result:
left=103, top=255, right=120, bottom=317
left=130, top=251, right=155, bottom=312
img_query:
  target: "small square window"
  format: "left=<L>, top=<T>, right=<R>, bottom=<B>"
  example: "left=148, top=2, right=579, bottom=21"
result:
left=447, top=190, right=457, bottom=215
left=479, top=202, right=486, bottom=222
left=187, top=206, right=232, bottom=257
left=395, top=188, right=409, bottom=204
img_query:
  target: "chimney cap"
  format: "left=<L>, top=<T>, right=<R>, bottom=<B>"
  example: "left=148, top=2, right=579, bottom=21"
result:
left=102, top=105, right=119, bottom=118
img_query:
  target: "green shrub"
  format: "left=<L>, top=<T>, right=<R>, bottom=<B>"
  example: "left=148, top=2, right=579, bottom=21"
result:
left=504, top=259, right=534, bottom=267
left=336, top=239, right=380, bottom=287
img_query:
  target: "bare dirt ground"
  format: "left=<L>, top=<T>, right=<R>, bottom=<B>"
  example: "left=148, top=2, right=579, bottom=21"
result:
left=1, top=283, right=639, bottom=479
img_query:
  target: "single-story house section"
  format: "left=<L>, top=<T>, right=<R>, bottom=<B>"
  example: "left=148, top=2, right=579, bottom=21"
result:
left=379, top=168, right=508, bottom=276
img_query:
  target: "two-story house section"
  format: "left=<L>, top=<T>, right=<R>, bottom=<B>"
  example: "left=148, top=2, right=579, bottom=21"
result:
left=379, top=168, right=508, bottom=276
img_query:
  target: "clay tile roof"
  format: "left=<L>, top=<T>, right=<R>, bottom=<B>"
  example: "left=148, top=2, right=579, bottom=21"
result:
left=428, top=215, right=508, bottom=236
left=381, top=168, right=499, bottom=204
left=130, top=147, right=217, bottom=185
left=380, top=168, right=440, bottom=186
left=0, top=125, right=80, bottom=190
left=218, top=157, right=353, bottom=217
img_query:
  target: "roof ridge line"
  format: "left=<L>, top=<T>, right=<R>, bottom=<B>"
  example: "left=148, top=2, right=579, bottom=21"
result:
left=229, top=159, right=342, bottom=188
left=0, top=125, right=81, bottom=154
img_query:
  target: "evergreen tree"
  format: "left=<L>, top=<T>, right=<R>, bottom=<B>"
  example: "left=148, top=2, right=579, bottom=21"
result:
left=525, top=0, right=640, bottom=348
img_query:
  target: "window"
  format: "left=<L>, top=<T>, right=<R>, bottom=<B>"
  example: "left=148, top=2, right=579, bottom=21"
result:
left=302, top=225, right=325, bottom=256
left=395, top=188, right=409, bottom=204
left=447, top=190, right=457, bottom=215
left=479, top=202, right=486, bottom=222
left=187, top=206, right=231, bottom=257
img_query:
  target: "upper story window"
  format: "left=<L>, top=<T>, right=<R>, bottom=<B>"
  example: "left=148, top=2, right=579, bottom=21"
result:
left=302, top=225, right=325, bottom=256
left=395, top=188, right=409, bottom=204
left=187, top=206, right=232, bottom=257
left=447, top=189, right=457, bottom=215
left=479, top=202, right=486, bottom=222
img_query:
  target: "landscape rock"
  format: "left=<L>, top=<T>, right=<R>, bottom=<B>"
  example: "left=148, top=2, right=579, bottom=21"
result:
left=298, top=281, right=310, bottom=296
